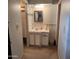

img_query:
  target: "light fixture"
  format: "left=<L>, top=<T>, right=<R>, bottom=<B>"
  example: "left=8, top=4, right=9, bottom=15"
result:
left=35, top=4, right=45, bottom=9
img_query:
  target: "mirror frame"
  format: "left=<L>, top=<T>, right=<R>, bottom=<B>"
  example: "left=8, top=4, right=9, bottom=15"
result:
left=34, top=11, right=43, bottom=22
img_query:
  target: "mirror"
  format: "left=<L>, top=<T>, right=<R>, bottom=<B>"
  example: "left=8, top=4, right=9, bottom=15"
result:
left=34, top=11, right=43, bottom=22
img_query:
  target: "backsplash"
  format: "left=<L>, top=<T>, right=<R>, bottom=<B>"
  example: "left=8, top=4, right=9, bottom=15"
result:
left=29, top=23, right=49, bottom=31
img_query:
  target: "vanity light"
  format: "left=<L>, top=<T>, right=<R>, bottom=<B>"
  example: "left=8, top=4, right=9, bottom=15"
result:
left=35, top=4, right=45, bottom=9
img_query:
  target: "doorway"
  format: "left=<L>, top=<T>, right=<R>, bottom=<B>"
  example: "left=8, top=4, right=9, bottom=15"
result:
left=20, top=0, right=62, bottom=59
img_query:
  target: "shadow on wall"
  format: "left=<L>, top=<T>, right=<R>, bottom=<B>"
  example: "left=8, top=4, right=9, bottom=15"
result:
left=49, top=25, right=57, bottom=46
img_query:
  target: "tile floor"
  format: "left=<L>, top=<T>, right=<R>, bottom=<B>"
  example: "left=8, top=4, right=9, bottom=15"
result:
left=22, top=47, right=58, bottom=59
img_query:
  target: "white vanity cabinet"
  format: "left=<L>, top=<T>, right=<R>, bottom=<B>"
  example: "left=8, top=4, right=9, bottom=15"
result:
left=41, top=33, right=49, bottom=46
left=29, top=32, right=41, bottom=46
left=29, top=32, right=49, bottom=46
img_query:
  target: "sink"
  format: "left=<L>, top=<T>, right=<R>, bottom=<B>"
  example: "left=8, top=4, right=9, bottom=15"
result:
left=29, top=28, right=49, bottom=33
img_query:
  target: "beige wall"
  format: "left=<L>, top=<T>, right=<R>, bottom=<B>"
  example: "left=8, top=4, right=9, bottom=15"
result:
left=20, top=0, right=28, bottom=38
left=27, top=4, right=58, bottom=24
left=27, top=4, right=58, bottom=44
left=21, top=12, right=27, bottom=37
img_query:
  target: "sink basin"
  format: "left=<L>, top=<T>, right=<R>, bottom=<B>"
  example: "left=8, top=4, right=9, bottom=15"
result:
left=29, top=29, right=49, bottom=33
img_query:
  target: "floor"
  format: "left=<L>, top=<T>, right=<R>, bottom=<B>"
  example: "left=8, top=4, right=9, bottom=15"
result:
left=22, top=47, right=58, bottom=59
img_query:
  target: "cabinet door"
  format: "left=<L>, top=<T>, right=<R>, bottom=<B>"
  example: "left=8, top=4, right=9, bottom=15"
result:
left=35, top=34, right=41, bottom=46
left=29, top=33, right=35, bottom=45
left=9, top=0, right=23, bottom=59
left=42, top=33, right=49, bottom=46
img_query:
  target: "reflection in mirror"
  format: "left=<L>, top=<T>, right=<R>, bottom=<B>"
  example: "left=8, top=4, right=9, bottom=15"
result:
left=34, top=11, right=43, bottom=22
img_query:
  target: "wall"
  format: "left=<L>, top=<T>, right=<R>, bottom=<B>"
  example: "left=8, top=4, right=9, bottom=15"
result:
left=27, top=4, right=58, bottom=44
left=27, top=4, right=58, bottom=24
left=20, top=0, right=28, bottom=38
left=21, top=12, right=27, bottom=38
left=8, top=0, right=23, bottom=59
left=58, top=0, right=70, bottom=59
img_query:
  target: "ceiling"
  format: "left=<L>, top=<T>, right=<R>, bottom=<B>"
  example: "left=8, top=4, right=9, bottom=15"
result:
left=26, top=0, right=59, bottom=4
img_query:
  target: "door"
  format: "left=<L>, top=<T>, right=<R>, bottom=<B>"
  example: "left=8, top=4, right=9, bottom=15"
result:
left=8, top=0, right=23, bottom=59
left=58, top=1, right=70, bottom=59
left=35, top=33, right=41, bottom=46
left=8, top=29, right=12, bottom=59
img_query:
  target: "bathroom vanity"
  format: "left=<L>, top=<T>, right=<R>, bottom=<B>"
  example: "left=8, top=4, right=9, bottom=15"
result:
left=28, top=10, right=49, bottom=47
left=29, top=30, right=49, bottom=47
left=27, top=3, right=58, bottom=46
left=27, top=4, right=58, bottom=47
